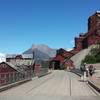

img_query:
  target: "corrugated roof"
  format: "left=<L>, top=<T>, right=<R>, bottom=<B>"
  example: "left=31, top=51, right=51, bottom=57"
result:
left=0, top=61, right=33, bottom=74
left=0, top=62, right=20, bottom=72
left=22, top=54, right=33, bottom=59
left=10, top=59, right=34, bottom=66
left=6, top=54, right=16, bottom=58
left=6, top=54, right=33, bottom=59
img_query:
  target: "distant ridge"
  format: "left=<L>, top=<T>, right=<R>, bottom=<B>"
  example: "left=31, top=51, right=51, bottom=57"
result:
left=23, top=44, right=56, bottom=60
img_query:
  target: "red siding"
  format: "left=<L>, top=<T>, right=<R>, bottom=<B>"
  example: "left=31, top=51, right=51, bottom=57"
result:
left=0, top=63, right=16, bottom=73
left=75, top=37, right=83, bottom=51
left=74, top=12, right=100, bottom=51
left=53, top=55, right=64, bottom=62
left=87, top=34, right=100, bottom=46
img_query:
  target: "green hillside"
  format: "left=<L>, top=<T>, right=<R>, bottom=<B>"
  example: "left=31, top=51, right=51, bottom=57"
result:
left=82, top=44, right=100, bottom=64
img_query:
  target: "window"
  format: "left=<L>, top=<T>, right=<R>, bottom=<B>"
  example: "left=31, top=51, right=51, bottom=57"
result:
left=2, top=64, right=7, bottom=68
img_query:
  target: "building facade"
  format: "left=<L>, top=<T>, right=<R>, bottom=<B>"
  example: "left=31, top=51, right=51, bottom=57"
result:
left=50, top=48, right=74, bottom=69
left=51, top=11, right=100, bottom=70
left=74, top=11, right=100, bottom=52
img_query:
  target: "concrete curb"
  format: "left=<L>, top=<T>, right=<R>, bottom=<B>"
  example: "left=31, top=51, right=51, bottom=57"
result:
left=0, top=78, right=32, bottom=92
left=70, top=70, right=100, bottom=94
left=88, top=80, right=100, bottom=93
left=70, top=70, right=81, bottom=77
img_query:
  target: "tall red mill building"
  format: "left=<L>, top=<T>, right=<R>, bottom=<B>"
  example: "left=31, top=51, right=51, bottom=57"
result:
left=73, top=11, right=100, bottom=53
left=51, top=11, right=100, bottom=70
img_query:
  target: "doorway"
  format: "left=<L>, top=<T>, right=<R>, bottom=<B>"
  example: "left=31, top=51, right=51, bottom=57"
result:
left=54, top=61, right=60, bottom=70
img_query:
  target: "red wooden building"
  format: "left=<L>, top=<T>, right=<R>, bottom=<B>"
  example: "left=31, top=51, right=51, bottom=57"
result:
left=50, top=48, right=74, bottom=69
left=64, top=59, right=75, bottom=70
left=51, top=11, right=100, bottom=70
left=74, top=11, right=100, bottom=52
left=6, top=54, right=34, bottom=72
left=0, top=62, right=19, bottom=74
left=0, top=53, right=34, bottom=86
left=0, top=62, right=19, bottom=85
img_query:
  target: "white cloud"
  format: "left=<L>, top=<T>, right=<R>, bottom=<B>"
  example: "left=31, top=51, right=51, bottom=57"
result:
left=65, top=48, right=73, bottom=51
left=0, top=53, right=6, bottom=63
left=66, top=48, right=73, bottom=51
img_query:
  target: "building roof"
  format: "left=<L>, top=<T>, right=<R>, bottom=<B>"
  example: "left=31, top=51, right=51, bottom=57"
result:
left=0, top=61, right=31, bottom=73
left=0, top=62, right=20, bottom=72
left=6, top=54, right=33, bottom=59
left=11, top=59, right=34, bottom=66
left=52, top=55, right=64, bottom=62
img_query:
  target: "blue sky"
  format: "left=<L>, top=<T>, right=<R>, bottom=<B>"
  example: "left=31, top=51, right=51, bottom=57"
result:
left=0, top=0, right=100, bottom=53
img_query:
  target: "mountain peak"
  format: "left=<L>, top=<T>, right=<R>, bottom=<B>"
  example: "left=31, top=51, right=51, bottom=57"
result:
left=31, top=44, right=51, bottom=50
left=23, top=44, right=56, bottom=60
